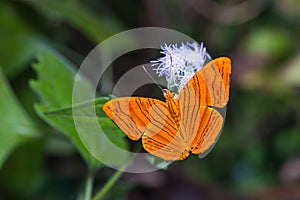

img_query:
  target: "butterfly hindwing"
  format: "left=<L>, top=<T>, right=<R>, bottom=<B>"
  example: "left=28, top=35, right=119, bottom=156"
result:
left=177, top=75, right=207, bottom=146
left=190, top=106, right=223, bottom=155
left=142, top=122, right=189, bottom=161
left=142, top=92, right=189, bottom=161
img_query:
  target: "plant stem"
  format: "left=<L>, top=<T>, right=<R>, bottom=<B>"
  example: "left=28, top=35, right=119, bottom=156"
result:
left=92, top=169, right=123, bottom=200
left=84, top=170, right=93, bottom=200
left=92, top=146, right=138, bottom=200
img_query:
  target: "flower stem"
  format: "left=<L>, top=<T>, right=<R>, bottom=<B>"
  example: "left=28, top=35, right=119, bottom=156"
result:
left=92, top=169, right=123, bottom=200
left=92, top=146, right=139, bottom=200
left=84, top=170, right=94, bottom=200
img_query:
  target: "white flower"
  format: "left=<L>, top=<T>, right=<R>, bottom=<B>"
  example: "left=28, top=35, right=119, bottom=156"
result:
left=151, top=42, right=211, bottom=94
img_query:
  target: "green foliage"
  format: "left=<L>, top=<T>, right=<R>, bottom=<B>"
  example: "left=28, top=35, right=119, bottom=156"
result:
left=0, top=140, right=44, bottom=199
left=0, top=67, right=40, bottom=168
left=281, top=53, right=300, bottom=87
left=244, top=27, right=291, bottom=57
left=0, top=1, right=44, bottom=77
left=30, top=48, right=101, bottom=170
left=28, top=46, right=131, bottom=198
left=41, top=97, right=129, bottom=157
left=23, top=0, right=123, bottom=43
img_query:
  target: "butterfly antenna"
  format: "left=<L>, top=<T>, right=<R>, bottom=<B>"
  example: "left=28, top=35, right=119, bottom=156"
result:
left=142, top=65, right=165, bottom=93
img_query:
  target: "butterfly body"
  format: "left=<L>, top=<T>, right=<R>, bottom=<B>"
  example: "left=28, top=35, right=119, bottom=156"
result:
left=103, top=57, right=231, bottom=161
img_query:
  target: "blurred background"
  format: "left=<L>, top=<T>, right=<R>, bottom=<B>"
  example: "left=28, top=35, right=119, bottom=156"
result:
left=1, top=0, right=300, bottom=199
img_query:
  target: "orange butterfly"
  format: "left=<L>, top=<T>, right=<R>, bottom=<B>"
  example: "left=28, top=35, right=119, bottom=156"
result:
left=103, top=57, right=231, bottom=161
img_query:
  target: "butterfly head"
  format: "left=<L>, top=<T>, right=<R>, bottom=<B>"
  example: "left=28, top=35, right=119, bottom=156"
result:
left=163, top=89, right=175, bottom=100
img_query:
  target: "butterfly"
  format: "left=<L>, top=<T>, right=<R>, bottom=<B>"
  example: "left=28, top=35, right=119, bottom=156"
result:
left=103, top=57, right=231, bottom=161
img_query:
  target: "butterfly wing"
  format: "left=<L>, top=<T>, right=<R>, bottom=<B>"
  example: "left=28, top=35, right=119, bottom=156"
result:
left=179, top=57, right=231, bottom=108
left=142, top=128, right=190, bottom=161
left=189, top=106, right=223, bottom=155
left=103, top=97, right=167, bottom=140
left=103, top=57, right=231, bottom=160
left=201, top=57, right=231, bottom=107
left=141, top=93, right=190, bottom=161
left=104, top=96, right=189, bottom=160
left=177, top=57, right=231, bottom=156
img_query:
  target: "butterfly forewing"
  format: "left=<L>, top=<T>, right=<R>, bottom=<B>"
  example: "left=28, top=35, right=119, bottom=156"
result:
left=200, top=57, right=231, bottom=107
left=179, top=57, right=231, bottom=108
left=103, top=97, right=166, bottom=140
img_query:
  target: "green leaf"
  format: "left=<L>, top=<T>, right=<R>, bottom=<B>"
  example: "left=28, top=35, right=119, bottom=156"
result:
left=0, top=1, right=44, bottom=78
left=42, top=98, right=128, bottom=151
left=30, top=47, right=102, bottom=170
left=44, top=97, right=130, bottom=168
left=0, top=67, right=40, bottom=168
left=38, top=95, right=131, bottom=168
left=29, top=47, right=130, bottom=170
left=30, top=48, right=90, bottom=108
left=146, top=156, right=173, bottom=170
left=0, top=139, right=44, bottom=198
left=23, top=0, right=123, bottom=43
